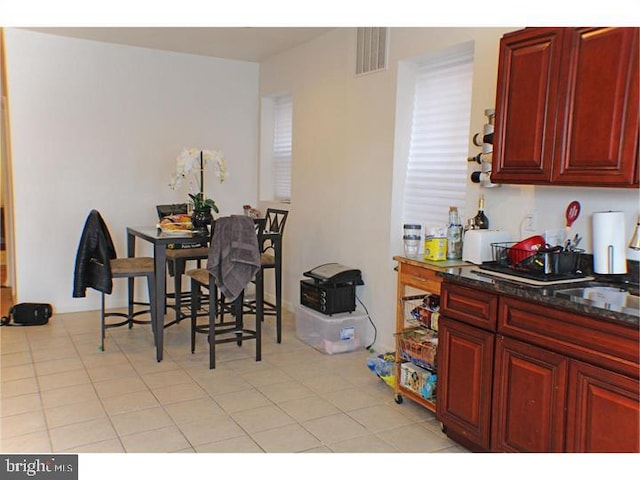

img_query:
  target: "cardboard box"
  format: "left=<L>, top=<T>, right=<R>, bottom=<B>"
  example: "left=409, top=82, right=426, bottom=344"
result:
left=400, top=362, right=437, bottom=400
left=295, top=304, right=369, bottom=355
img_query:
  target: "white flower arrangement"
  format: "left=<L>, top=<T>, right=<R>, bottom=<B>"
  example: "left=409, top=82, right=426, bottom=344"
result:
left=169, top=148, right=227, bottom=190
left=168, top=147, right=228, bottom=212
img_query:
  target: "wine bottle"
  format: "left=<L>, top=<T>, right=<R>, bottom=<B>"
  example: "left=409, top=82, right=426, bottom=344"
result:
left=483, top=132, right=493, bottom=144
left=467, top=152, right=492, bottom=164
left=474, top=195, right=489, bottom=229
left=472, top=132, right=494, bottom=146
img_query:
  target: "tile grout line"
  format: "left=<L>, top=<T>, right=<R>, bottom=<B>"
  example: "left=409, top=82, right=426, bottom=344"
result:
left=3, top=310, right=467, bottom=453
left=21, top=324, right=53, bottom=452
left=61, top=318, right=126, bottom=452
left=110, top=323, right=264, bottom=453
left=110, top=324, right=195, bottom=452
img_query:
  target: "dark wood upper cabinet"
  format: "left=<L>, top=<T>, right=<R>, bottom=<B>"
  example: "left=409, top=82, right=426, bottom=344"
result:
left=552, top=28, right=639, bottom=185
left=492, top=28, right=565, bottom=184
left=492, top=27, right=639, bottom=187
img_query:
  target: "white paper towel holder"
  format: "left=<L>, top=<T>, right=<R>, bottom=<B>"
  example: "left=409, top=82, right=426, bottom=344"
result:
left=592, top=210, right=627, bottom=275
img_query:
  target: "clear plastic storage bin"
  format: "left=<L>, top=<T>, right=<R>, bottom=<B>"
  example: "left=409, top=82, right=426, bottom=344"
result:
left=295, top=304, right=369, bottom=354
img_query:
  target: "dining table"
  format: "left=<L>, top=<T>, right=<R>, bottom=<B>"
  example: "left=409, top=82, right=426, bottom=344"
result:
left=126, top=221, right=274, bottom=362
left=126, top=226, right=210, bottom=362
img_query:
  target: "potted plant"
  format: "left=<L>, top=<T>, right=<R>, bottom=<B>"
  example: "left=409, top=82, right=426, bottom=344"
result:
left=188, top=192, right=218, bottom=230
left=169, top=148, right=227, bottom=230
left=189, top=192, right=219, bottom=213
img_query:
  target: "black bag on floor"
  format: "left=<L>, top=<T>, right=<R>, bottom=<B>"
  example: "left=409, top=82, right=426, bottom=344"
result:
left=1, top=303, right=52, bottom=326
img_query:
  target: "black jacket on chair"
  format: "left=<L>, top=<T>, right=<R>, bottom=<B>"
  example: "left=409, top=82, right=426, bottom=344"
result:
left=73, top=210, right=117, bottom=297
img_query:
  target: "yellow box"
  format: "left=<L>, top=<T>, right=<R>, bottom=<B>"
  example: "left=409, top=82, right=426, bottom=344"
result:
left=424, top=237, right=447, bottom=261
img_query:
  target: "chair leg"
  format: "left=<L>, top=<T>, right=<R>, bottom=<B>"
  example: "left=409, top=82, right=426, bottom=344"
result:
left=100, top=292, right=106, bottom=351
left=275, top=265, right=282, bottom=344
left=127, top=277, right=135, bottom=329
left=255, top=269, right=263, bottom=362
left=190, top=278, right=199, bottom=354
left=219, top=293, right=226, bottom=324
left=174, top=259, right=186, bottom=323
left=189, top=274, right=261, bottom=369
left=234, top=292, right=244, bottom=347
left=208, top=280, right=217, bottom=369
left=146, top=271, right=157, bottom=348
left=164, top=262, right=171, bottom=315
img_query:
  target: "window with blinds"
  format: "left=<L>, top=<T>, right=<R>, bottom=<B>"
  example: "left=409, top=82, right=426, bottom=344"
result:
left=273, top=94, right=292, bottom=202
left=402, top=43, right=474, bottom=230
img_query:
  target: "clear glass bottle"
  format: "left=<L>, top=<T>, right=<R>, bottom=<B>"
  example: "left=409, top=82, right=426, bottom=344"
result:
left=474, top=195, right=489, bottom=229
left=446, top=206, right=463, bottom=260
left=464, top=218, right=476, bottom=235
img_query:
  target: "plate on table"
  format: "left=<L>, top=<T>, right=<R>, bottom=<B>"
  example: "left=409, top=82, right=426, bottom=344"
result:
left=157, top=217, right=193, bottom=235
left=159, top=225, right=193, bottom=235
left=158, top=214, right=193, bottom=235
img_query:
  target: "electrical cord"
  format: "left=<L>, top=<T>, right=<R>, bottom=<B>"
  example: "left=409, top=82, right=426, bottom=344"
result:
left=356, top=294, right=376, bottom=350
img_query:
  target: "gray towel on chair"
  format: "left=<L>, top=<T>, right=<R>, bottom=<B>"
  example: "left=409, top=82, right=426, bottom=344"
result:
left=207, top=215, right=261, bottom=301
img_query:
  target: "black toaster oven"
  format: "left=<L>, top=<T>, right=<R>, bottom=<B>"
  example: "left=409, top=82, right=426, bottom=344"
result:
left=300, top=263, right=364, bottom=315
left=300, top=279, right=356, bottom=315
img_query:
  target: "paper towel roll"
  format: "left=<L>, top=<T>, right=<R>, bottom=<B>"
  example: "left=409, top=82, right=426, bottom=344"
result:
left=592, top=211, right=627, bottom=274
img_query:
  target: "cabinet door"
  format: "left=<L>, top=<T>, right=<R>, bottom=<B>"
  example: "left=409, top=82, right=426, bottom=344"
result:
left=436, top=317, right=494, bottom=451
left=492, top=336, right=568, bottom=452
left=551, top=27, right=639, bottom=186
left=491, top=28, right=565, bottom=184
left=566, top=360, right=640, bottom=452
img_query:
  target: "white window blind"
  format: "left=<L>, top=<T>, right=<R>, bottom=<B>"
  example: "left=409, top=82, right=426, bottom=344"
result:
left=273, top=94, right=292, bottom=202
left=402, top=44, right=474, bottom=230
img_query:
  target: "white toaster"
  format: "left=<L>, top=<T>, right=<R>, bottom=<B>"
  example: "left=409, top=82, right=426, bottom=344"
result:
left=462, top=230, right=512, bottom=264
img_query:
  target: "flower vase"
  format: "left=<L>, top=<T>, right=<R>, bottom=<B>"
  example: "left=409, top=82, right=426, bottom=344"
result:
left=191, top=207, right=213, bottom=233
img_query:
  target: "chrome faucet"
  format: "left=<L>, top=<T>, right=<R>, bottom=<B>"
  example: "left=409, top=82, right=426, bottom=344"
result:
left=629, top=215, right=640, bottom=251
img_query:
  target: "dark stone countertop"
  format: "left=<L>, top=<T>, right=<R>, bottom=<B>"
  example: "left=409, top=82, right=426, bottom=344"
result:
left=437, top=266, right=639, bottom=329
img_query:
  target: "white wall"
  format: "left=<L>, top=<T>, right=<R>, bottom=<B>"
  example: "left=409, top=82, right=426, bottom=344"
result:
left=5, top=27, right=638, bottom=340
left=260, top=27, right=640, bottom=352
left=4, top=28, right=259, bottom=312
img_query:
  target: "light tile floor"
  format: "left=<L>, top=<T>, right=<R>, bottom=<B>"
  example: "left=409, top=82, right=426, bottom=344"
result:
left=1, top=306, right=468, bottom=454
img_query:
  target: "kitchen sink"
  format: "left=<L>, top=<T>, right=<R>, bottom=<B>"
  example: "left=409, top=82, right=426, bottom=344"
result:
left=554, top=283, right=640, bottom=316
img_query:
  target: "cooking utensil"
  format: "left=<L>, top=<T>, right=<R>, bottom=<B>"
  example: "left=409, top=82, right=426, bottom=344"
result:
left=508, top=235, right=546, bottom=264
left=565, top=201, right=581, bottom=240
left=565, top=201, right=581, bottom=227
left=539, top=245, right=563, bottom=254
left=563, top=233, right=583, bottom=252
left=572, top=234, right=582, bottom=250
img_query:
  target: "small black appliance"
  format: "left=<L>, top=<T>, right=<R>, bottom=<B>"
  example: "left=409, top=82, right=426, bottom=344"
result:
left=301, top=263, right=364, bottom=315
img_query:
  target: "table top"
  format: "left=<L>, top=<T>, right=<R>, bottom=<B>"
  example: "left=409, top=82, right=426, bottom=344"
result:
left=127, top=226, right=210, bottom=245
left=127, top=223, right=281, bottom=247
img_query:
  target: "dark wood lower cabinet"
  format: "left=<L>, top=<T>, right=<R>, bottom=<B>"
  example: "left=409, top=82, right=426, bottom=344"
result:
left=566, top=360, right=640, bottom=452
left=491, top=336, right=568, bottom=452
left=437, top=281, right=640, bottom=453
left=436, top=317, right=494, bottom=452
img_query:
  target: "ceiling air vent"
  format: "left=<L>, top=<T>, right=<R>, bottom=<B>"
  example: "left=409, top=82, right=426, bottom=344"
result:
left=356, top=27, right=388, bottom=76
